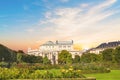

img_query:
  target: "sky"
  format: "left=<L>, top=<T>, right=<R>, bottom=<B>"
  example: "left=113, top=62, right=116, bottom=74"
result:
left=0, top=0, right=120, bottom=52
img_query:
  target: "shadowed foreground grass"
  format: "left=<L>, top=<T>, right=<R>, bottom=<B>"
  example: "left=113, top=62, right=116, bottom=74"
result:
left=84, top=70, right=120, bottom=80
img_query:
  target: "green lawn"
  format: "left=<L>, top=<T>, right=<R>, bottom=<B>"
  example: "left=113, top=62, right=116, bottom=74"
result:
left=84, top=70, right=120, bottom=80
left=36, top=69, right=120, bottom=80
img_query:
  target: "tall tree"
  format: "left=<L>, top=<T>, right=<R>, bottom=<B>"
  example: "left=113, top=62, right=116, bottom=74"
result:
left=16, top=53, right=23, bottom=63
left=81, top=53, right=91, bottom=63
left=114, top=46, right=120, bottom=63
left=43, top=56, right=51, bottom=64
left=58, top=50, right=72, bottom=64
left=102, top=48, right=114, bottom=62
left=81, top=53, right=101, bottom=63
left=0, top=44, right=16, bottom=62
left=73, top=55, right=80, bottom=63
left=22, top=55, right=43, bottom=63
left=18, top=50, right=25, bottom=54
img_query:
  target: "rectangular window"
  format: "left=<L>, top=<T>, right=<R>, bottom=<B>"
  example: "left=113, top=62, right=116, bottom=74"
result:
left=63, top=46, right=66, bottom=48
left=68, top=46, right=71, bottom=47
left=52, top=46, right=54, bottom=48
left=59, top=45, right=62, bottom=48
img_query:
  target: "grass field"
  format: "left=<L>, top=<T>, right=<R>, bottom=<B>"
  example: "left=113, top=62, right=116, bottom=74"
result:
left=84, top=70, right=120, bottom=80
left=37, top=69, right=120, bottom=80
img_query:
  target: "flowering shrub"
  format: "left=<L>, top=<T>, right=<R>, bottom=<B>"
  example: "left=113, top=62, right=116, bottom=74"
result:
left=61, top=66, right=86, bottom=78
left=0, top=66, right=86, bottom=79
left=18, top=68, right=30, bottom=79
left=30, top=70, right=53, bottom=79
left=0, top=67, right=19, bottom=79
left=72, top=63, right=111, bottom=73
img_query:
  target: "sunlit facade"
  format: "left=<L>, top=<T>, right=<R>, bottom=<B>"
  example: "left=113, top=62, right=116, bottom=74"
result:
left=89, top=41, right=120, bottom=54
left=27, top=40, right=82, bottom=64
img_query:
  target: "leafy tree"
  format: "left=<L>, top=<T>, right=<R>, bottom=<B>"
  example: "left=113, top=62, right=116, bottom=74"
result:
left=43, top=56, right=51, bottom=64
left=102, top=48, right=114, bottom=62
left=97, top=53, right=103, bottom=62
left=18, top=50, right=25, bottom=54
left=10, top=52, right=17, bottom=62
left=22, top=55, right=43, bottom=63
left=81, top=53, right=101, bottom=63
left=58, top=50, right=72, bottom=64
left=81, top=53, right=91, bottom=63
left=22, top=55, right=31, bottom=63
left=0, top=44, right=16, bottom=62
left=90, top=53, right=101, bottom=62
left=35, top=56, right=43, bottom=63
left=73, top=55, right=80, bottom=63
left=114, top=46, right=120, bottom=63
left=16, top=53, right=23, bottom=63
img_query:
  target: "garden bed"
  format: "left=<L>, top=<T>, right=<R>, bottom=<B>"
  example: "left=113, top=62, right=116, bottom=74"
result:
left=11, top=77, right=96, bottom=80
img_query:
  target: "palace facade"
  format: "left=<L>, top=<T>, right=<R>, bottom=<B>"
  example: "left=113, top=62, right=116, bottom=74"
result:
left=27, top=40, right=82, bottom=64
left=89, top=41, right=120, bottom=54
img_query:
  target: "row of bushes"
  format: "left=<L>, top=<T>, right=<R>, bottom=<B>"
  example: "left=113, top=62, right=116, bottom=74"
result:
left=0, top=66, right=86, bottom=79
left=72, top=63, right=111, bottom=73
left=0, top=62, right=112, bottom=74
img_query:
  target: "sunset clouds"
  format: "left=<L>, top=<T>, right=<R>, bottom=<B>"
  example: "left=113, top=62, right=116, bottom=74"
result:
left=28, top=0, right=119, bottom=46
left=0, top=0, right=120, bottom=51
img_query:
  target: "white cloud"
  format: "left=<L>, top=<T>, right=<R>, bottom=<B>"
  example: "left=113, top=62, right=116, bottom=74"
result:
left=88, top=0, right=116, bottom=15
left=28, top=0, right=119, bottom=46
left=45, top=12, right=52, bottom=19
left=26, top=29, right=34, bottom=33
left=80, top=3, right=89, bottom=8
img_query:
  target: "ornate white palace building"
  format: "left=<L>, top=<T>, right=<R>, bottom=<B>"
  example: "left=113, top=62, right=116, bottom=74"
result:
left=27, top=40, right=82, bottom=64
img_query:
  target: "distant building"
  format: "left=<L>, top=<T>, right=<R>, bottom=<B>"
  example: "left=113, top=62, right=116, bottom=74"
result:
left=89, top=41, right=120, bottom=54
left=89, top=48, right=104, bottom=54
left=27, top=40, right=82, bottom=64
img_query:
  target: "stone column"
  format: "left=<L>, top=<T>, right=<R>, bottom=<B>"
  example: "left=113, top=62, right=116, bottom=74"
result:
left=55, top=52, right=58, bottom=64
left=48, top=52, right=50, bottom=59
left=48, top=52, right=51, bottom=60
left=51, top=53, right=54, bottom=64
left=72, top=53, right=75, bottom=58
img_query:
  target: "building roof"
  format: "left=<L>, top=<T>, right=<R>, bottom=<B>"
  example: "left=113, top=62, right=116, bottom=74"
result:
left=42, top=41, right=55, bottom=45
left=56, top=40, right=73, bottom=45
left=96, top=41, right=120, bottom=49
left=42, top=40, right=73, bottom=46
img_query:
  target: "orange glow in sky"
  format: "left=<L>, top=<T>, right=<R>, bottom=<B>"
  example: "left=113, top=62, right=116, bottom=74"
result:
left=0, top=0, right=120, bottom=52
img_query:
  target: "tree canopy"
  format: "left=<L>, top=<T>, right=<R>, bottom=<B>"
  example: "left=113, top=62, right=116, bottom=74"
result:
left=73, top=55, right=80, bottom=63
left=43, top=56, right=51, bottom=64
left=58, top=50, right=72, bottom=64
left=114, top=46, right=120, bottom=63
left=102, top=48, right=114, bottom=62
left=81, top=53, right=101, bottom=63
left=0, top=44, right=16, bottom=62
